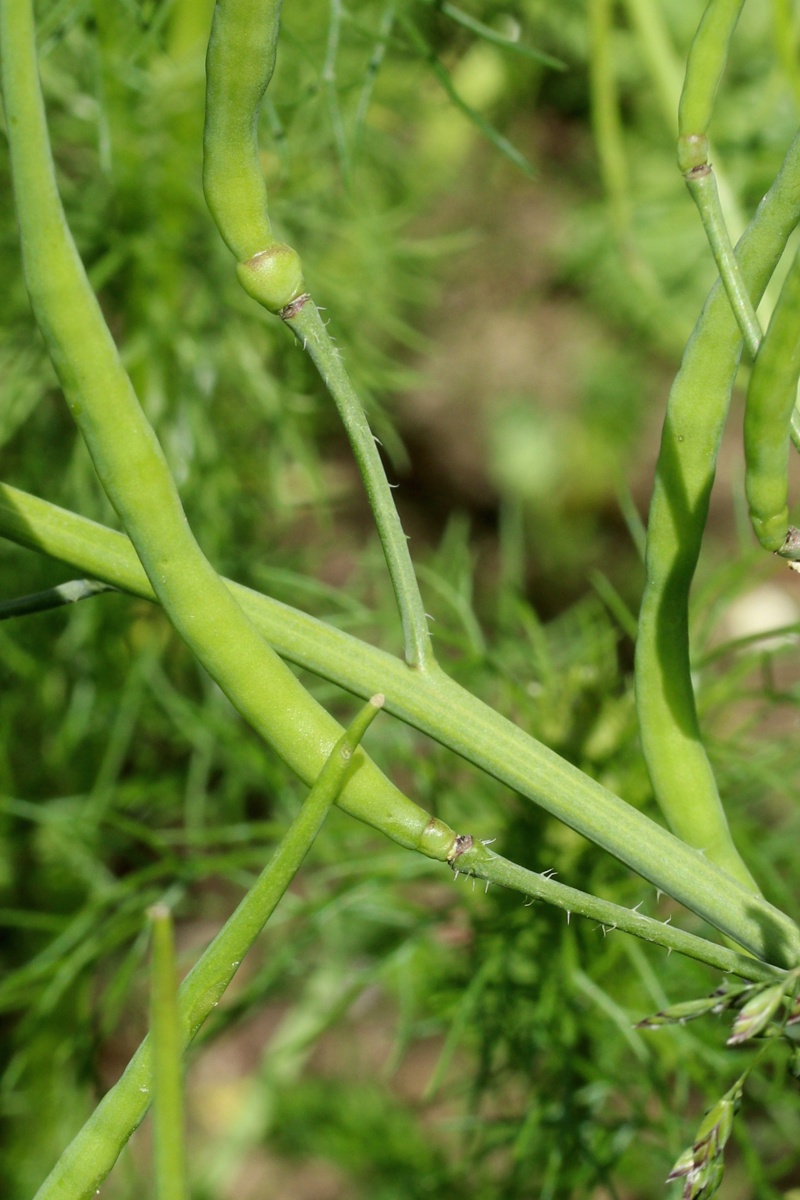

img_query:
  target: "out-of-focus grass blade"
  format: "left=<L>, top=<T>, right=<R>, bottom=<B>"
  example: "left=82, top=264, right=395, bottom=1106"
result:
left=440, top=3, right=566, bottom=70
left=398, top=11, right=537, bottom=179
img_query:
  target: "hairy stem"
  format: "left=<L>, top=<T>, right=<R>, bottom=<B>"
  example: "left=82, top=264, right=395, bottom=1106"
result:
left=449, top=838, right=781, bottom=984
left=284, top=297, right=434, bottom=670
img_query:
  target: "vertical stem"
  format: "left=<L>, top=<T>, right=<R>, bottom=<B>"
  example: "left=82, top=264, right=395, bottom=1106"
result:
left=149, top=906, right=187, bottom=1200
left=322, top=0, right=351, bottom=183
left=284, top=297, right=435, bottom=670
left=683, top=161, right=762, bottom=357
left=678, top=0, right=761, bottom=354
left=588, top=0, right=632, bottom=240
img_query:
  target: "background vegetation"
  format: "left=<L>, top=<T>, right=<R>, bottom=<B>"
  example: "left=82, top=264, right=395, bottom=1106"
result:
left=2, top=1, right=800, bottom=1196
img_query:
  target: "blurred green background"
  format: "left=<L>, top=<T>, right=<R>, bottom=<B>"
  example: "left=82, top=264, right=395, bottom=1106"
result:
left=2, top=1, right=800, bottom=1196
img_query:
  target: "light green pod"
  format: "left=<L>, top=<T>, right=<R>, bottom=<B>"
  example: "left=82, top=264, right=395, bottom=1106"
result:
left=204, top=0, right=305, bottom=311
left=677, top=0, right=746, bottom=168
left=635, top=132, right=800, bottom=891
left=203, top=0, right=282, bottom=261
left=745, top=244, right=800, bottom=553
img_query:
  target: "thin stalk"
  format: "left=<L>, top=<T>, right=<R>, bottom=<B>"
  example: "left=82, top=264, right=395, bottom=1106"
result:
left=437, top=2, right=566, bottom=68
left=322, top=0, right=351, bottom=185
left=32, top=697, right=384, bottom=1200
left=149, top=905, right=187, bottom=1200
left=395, top=7, right=535, bottom=177
left=620, top=0, right=682, bottom=133
left=588, top=0, right=632, bottom=241
left=353, top=0, right=396, bottom=157
left=4, top=485, right=800, bottom=969
left=450, top=839, right=781, bottom=985
left=622, top=0, right=748, bottom=243
left=678, top=1, right=761, bottom=355
left=684, top=165, right=761, bottom=357
left=284, top=298, right=434, bottom=671
left=587, top=0, right=667, bottom=314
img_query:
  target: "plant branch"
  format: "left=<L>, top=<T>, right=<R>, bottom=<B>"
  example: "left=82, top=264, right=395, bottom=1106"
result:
left=449, top=838, right=782, bottom=985
left=283, top=297, right=435, bottom=670
left=3, top=483, right=799, bottom=969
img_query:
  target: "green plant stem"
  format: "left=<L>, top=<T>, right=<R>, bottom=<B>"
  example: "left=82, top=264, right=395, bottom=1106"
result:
left=4, top=485, right=800, bottom=969
left=436, top=1, right=566, bottom=68
left=678, top=1, right=761, bottom=359
left=149, top=905, right=187, bottom=1200
left=31, top=696, right=384, bottom=1200
left=284, top=297, right=434, bottom=670
left=772, top=0, right=800, bottom=110
left=587, top=0, right=632, bottom=241
left=635, top=129, right=800, bottom=890
left=450, top=839, right=781, bottom=985
left=587, top=0, right=669, bottom=319
left=623, top=0, right=746, bottom=237
left=620, top=0, right=682, bottom=133
left=322, top=0, right=351, bottom=185
left=0, top=0, right=453, bottom=862
left=683, top=165, right=762, bottom=357
left=353, top=0, right=397, bottom=155
left=745, top=242, right=800, bottom=553
left=0, top=577, right=115, bottom=621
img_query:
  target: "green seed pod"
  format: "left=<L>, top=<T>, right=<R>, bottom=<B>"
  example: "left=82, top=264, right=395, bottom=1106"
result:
left=678, top=0, right=746, bottom=151
left=203, top=0, right=283, bottom=261
left=635, top=132, right=800, bottom=892
left=745, top=244, right=800, bottom=554
left=416, top=816, right=459, bottom=861
left=236, top=242, right=304, bottom=314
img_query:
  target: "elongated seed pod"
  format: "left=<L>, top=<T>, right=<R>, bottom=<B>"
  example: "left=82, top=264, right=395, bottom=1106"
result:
left=203, top=0, right=279, bottom=259
left=203, top=0, right=304, bottom=311
left=745, top=245, right=800, bottom=554
left=635, top=131, right=800, bottom=889
left=677, top=0, right=746, bottom=173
